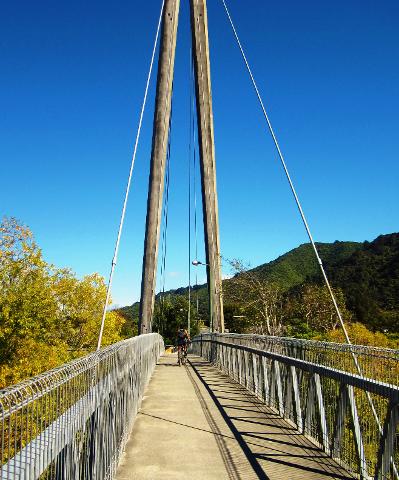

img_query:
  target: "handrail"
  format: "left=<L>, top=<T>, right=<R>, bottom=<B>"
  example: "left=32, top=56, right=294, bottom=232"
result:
left=211, top=333, right=399, bottom=386
left=0, top=333, right=164, bottom=479
left=192, top=333, right=399, bottom=480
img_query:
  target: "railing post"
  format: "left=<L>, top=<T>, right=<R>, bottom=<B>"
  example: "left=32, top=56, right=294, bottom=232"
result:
left=375, top=402, right=399, bottom=480
left=274, top=361, right=284, bottom=417
left=291, top=366, right=303, bottom=433
left=305, top=374, right=316, bottom=437
left=346, top=385, right=368, bottom=479
left=332, top=385, right=348, bottom=459
left=314, top=373, right=329, bottom=455
left=262, top=356, right=270, bottom=405
left=253, top=353, right=259, bottom=398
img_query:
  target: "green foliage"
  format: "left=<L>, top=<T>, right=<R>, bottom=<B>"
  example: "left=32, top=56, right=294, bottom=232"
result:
left=120, top=286, right=210, bottom=338
left=116, top=303, right=139, bottom=337
left=284, top=319, right=318, bottom=340
left=286, top=284, right=352, bottom=333
left=326, top=322, right=399, bottom=348
left=0, top=217, right=127, bottom=388
left=252, top=241, right=361, bottom=291
left=162, top=284, right=210, bottom=322
left=223, top=303, right=251, bottom=333
left=223, top=259, right=285, bottom=335
left=152, top=294, right=201, bottom=345
left=318, top=234, right=399, bottom=332
left=142, top=234, right=399, bottom=338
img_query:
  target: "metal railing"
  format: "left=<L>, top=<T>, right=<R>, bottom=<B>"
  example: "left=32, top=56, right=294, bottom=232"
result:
left=0, top=333, right=164, bottom=479
left=191, top=333, right=399, bottom=480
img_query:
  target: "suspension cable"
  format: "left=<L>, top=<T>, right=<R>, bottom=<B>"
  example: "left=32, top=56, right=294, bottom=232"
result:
left=219, top=1, right=396, bottom=458
left=158, top=150, right=170, bottom=335
left=191, top=48, right=200, bottom=316
left=157, top=102, right=174, bottom=337
left=160, top=113, right=173, bottom=297
left=220, top=0, right=354, bottom=346
left=96, top=0, right=165, bottom=351
left=188, top=46, right=193, bottom=335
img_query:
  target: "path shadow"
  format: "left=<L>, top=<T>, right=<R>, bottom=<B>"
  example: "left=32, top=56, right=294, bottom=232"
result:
left=188, top=358, right=352, bottom=480
left=156, top=363, right=181, bottom=367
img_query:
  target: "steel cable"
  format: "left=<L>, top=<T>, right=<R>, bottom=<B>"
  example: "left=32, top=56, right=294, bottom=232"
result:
left=158, top=110, right=173, bottom=335
left=220, top=2, right=398, bottom=476
left=220, top=0, right=352, bottom=346
left=188, top=46, right=193, bottom=335
left=96, top=0, right=165, bottom=350
left=192, top=55, right=200, bottom=315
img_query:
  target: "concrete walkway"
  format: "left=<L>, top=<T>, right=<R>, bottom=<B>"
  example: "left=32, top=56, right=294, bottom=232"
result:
left=116, top=355, right=353, bottom=480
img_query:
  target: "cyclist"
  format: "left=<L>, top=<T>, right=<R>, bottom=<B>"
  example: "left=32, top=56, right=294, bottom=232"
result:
left=176, top=328, right=190, bottom=362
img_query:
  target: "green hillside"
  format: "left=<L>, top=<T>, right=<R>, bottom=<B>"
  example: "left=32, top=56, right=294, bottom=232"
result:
left=317, top=234, right=399, bottom=331
left=117, top=303, right=140, bottom=336
left=252, top=241, right=361, bottom=291
left=119, top=234, right=399, bottom=333
left=158, top=241, right=361, bottom=300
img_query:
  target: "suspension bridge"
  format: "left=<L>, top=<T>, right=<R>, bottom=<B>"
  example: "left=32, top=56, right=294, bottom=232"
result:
left=1, top=0, right=398, bottom=479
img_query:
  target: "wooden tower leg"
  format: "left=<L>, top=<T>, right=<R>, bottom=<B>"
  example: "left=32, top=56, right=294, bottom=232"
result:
left=139, top=0, right=180, bottom=334
left=190, top=0, right=224, bottom=332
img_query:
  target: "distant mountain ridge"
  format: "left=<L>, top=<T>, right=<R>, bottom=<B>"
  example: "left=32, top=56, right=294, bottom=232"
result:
left=320, top=234, right=399, bottom=330
left=119, top=233, right=399, bottom=332
left=252, top=241, right=362, bottom=291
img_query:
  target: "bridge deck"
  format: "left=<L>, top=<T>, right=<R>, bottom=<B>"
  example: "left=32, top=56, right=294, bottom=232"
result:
left=116, top=354, right=353, bottom=480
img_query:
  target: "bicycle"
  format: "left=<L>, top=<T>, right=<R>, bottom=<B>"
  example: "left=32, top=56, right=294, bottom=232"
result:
left=177, top=345, right=186, bottom=366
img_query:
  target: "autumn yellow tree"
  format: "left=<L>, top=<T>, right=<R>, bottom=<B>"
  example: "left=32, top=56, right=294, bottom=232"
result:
left=0, top=217, right=126, bottom=388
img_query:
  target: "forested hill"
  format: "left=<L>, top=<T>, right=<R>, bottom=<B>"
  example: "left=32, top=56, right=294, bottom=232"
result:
left=252, top=240, right=362, bottom=291
left=316, top=233, right=399, bottom=331
left=120, top=233, right=399, bottom=332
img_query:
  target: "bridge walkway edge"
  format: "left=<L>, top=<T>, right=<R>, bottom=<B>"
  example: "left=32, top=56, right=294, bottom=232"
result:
left=115, top=354, right=354, bottom=480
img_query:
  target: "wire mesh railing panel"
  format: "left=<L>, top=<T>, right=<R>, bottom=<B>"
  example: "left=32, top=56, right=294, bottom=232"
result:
left=0, top=333, right=164, bottom=480
left=211, top=333, right=399, bottom=386
left=191, top=333, right=399, bottom=480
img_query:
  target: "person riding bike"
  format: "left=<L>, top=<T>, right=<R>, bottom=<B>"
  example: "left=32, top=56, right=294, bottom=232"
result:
left=176, top=328, right=190, bottom=362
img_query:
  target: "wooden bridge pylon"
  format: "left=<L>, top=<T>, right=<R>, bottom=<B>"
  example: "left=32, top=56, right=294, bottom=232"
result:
left=139, top=0, right=224, bottom=334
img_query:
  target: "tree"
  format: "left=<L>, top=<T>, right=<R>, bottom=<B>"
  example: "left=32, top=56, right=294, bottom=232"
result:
left=153, top=294, right=201, bottom=344
left=223, top=259, right=285, bottom=336
left=297, top=284, right=352, bottom=333
left=0, top=217, right=127, bottom=388
left=0, top=218, right=58, bottom=359
left=52, top=271, right=124, bottom=350
left=326, top=322, right=392, bottom=347
left=223, top=303, right=251, bottom=334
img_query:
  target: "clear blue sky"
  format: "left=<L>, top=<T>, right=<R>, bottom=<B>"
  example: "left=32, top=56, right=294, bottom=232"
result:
left=1, top=0, right=398, bottom=307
